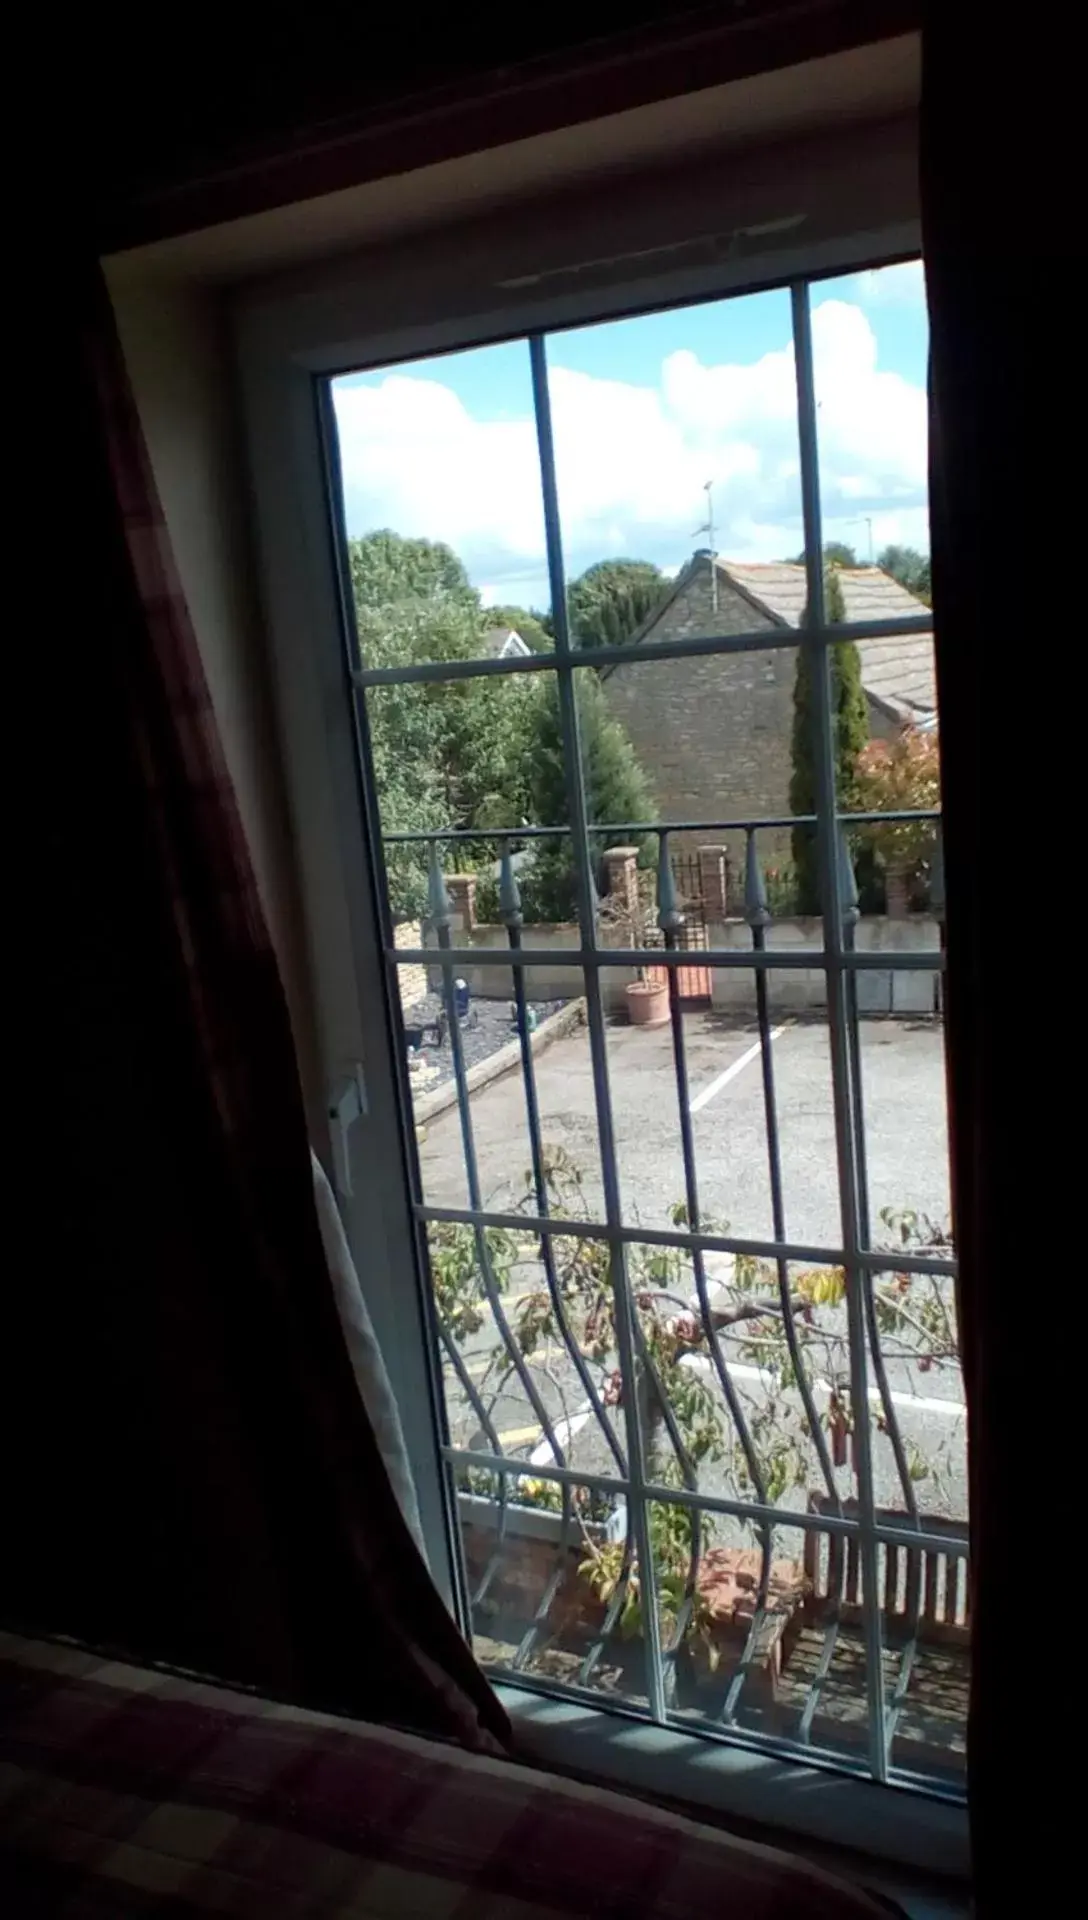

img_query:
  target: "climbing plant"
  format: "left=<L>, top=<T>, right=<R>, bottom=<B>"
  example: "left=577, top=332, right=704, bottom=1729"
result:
left=430, top=1148, right=957, bottom=1657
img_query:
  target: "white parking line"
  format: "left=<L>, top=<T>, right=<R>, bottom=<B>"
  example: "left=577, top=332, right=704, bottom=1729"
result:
left=530, top=1411, right=592, bottom=1465
left=508, top=1360, right=963, bottom=1466
left=694, top=1355, right=965, bottom=1418
left=689, top=1028, right=785, bottom=1114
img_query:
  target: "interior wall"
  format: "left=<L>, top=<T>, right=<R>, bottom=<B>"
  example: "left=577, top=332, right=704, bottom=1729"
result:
left=106, top=271, right=320, bottom=1115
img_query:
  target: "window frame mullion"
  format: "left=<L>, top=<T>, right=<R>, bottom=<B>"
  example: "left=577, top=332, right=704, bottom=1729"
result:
left=528, top=332, right=668, bottom=1723
left=790, top=279, right=888, bottom=1785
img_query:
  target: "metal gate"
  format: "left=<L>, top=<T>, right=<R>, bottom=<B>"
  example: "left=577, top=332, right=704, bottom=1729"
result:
left=668, top=852, right=712, bottom=1004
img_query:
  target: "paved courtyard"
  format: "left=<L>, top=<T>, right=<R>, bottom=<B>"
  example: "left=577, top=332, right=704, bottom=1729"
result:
left=416, top=1010, right=965, bottom=1528
left=417, top=1009, right=951, bottom=1249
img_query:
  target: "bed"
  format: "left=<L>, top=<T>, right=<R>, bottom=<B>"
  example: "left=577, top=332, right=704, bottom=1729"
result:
left=1, top=1629, right=892, bottom=1916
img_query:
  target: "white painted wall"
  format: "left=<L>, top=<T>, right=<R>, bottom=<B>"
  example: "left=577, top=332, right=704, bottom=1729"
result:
left=105, top=271, right=320, bottom=1113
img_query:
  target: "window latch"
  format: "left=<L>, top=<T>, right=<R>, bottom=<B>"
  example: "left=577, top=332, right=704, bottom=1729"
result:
left=327, top=1065, right=367, bottom=1200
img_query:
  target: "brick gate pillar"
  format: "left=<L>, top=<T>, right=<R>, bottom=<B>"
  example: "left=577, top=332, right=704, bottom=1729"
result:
left=446, top=873, right=478, bottom=931
left=698, top=845, right=730, bottom=920
left=601, top=846, right=639, bottom=916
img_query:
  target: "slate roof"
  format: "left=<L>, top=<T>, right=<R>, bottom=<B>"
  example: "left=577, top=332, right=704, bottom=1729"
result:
left=721, top=561, right=936, bottom=725
left=620, top=556, right=935, bottom=726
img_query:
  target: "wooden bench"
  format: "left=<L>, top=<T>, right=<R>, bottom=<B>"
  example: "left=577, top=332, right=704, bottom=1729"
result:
left=802, top=1494, right=969, bottom=1648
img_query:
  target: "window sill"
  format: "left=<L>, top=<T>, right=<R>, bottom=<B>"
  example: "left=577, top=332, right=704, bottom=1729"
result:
left=497, top=1681, right=969, bottom=1894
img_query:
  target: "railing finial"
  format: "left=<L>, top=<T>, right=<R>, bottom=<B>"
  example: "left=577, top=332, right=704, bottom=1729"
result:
left=656, top=831, right=684, bottom=935
left=499, top=840, right=523, bottom=929
left=838, top=828, right=860, bottom=927
left=744, top=830, right=770, bottom=928
left=930, top=822, right=945, bottom=922
left=427, top=840, right=453, bottom=931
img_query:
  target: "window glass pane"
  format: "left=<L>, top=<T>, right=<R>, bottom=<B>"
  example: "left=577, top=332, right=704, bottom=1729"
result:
left=863, top=1261, right=968, bottom=1788
left=809, top=256, right=930, bottom=616
left=412, top=966, right=605, bottom=1225
left=430, top=1223, right=626, bottom=1484
left=321, top=259, right=966, bottom=1801
left=332, top=340, right=552, bottom=665
left=856, top=1005, right=951, bottom=1241
left=455, top=1463, right=647, bottom=1708
left=546, top=289, right=803, bottom=651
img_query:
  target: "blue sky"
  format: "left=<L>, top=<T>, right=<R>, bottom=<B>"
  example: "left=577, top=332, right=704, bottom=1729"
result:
left=333, top=258, right=929, bottom=609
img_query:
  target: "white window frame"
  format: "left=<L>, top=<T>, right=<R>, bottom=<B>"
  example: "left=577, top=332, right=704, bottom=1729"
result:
left=233, top=118, right=967, bottom=1881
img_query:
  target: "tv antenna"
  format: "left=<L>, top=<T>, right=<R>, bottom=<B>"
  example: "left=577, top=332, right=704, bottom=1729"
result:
left=693, top=480, right=718, bottom=612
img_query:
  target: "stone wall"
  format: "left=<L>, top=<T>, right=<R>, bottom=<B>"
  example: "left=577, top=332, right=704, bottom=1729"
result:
left=394, top=919, right=427, bottom=1013
left=707, top=915, right=942, bottom=1016
left=602, top=562, right=790, bottom=868
left=425, top=914, right=941, bottom=1015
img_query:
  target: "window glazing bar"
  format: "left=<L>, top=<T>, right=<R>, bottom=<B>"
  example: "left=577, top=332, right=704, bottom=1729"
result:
left=352, top=614, right=932, bottom=688
left=382, top=808, right=939, bottom=843
left=444, top=1447, right=967, bottom=1560
left=791, top=278, right=887, bottom=1784
left=391, top=945, right=945, bottom=972
left=416, top=1202, right=958, bottom=1278
left=529, top=330, right=666, bottom=1721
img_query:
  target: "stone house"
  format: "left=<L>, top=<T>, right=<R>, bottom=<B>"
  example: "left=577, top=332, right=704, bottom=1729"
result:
left=601, top=552, right=935, bottom=872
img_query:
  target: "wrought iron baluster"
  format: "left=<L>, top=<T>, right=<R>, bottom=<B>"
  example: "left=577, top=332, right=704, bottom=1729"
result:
left=500, top=844, right=627, bottom=1478
left=577, top=1522, right=637, bottom=1687
left=745, top=830, right=842, bottom=1507
left=655, top=835, right=775, bottom=1720
left=745, top=829, right=854, bottom=1739
left=496, top=842, right=625, bottom=1676
left=436, top=1322, right=509, bottom=1607
left=530, top=332, right=666, bottom=1721
left=428, top=845, right=570, bottom=1482
left=837, top=830, right=925, bottom=1750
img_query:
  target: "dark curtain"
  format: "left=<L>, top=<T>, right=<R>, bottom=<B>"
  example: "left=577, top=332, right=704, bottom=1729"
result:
left=922, top=16, right=1053, bottom=1910
left=5, top=265, right=507, bottom=1754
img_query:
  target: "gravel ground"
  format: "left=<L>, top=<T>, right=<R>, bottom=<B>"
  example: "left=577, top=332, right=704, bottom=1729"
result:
left=403, top=991, right=568, bottom=1089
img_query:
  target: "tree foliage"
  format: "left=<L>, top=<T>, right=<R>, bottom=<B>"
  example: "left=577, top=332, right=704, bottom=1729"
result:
left=522, top=674, right=655, bottom=919
left=854, top=724, right=941, bottom=909
left=350, top=530, right=535, bottom=914
left=349, top=528, right=477, bottom=618
left=791, top=541, right=858, bottom=569
left=566, top=558, right=670, bottom=652
left=877, top=544, right=932, bottom=605
left=434, top=1149, right=957, bottom=1663
left=485, top=604, right=552, bottom=653
left=788, top=566, right=869, bottom=913
left=349, top=530, right=653, bottom=920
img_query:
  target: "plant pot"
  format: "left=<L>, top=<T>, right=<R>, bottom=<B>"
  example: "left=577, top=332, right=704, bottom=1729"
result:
left=625, top=978, right=669, bottom=1027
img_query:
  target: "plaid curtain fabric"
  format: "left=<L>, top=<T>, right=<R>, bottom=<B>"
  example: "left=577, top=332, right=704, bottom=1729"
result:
left=921, top=12, right=1049, bottom=1910
left=5, top=267, right=507, bottom=1756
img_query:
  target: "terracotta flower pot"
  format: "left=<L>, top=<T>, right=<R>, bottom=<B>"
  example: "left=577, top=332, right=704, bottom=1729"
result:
left=625, top=977, right=669, bottom=1027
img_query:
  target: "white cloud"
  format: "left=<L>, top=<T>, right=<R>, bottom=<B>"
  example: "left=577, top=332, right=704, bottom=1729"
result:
left=333, top=296, right=928, bottom=601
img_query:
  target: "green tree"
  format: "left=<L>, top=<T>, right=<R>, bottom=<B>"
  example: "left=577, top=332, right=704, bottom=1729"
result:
left=877, top=544, right=932, bottom=605
left=523, top=674, right=654, bottom=919
left=790, top=541, right=858, bottom=569
left=566, top=558, right=669, bottom=653
left=349, top=528, right=478, bottom=621
left=485, top=604, right=552, bottom=653
left=789, top=565, right=869, bottom=913
left=349, top=531, right=535, bottom=915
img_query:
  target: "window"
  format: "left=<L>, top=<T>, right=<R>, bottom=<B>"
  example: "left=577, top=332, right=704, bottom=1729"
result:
left=238, top=189, right=966, bottom=1872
